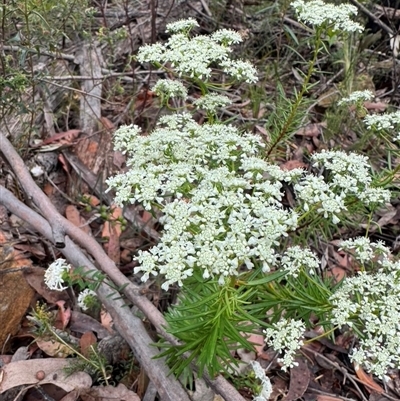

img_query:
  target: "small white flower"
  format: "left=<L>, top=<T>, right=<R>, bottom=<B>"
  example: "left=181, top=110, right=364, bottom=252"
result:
left=44, top=259, right=71, bottom=291
left=77, top=289, right=97, bottom=311
left=311, top=150, right=372, bottom=188
left=212, top=29, right=243, bottom=45
left=340, top=237, right=374, bottom=264
left=166, top=18, right=199, bottom=33
left=292, top=0, right=363, bottom=33
left=193, top=93, right=231, bottom=112
left=281, top=246, right=319, bottom=277
left=137, top=43, right=166, bottom=64
left=264, top=319, right=305, bottom=371
left=364, top=111, right=400, bottom=131
left=338, top=90, right=374, bottom=105
left=329, top=262, right=400, bottom=376
left=152, top=79, right=188, bottom=100
left=220, top=59, right=258, bottom=83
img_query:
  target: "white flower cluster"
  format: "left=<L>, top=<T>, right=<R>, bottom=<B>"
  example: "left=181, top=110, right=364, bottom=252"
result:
left=77, top=289, right=97, bottom=311
left=292, top=0, right=363, bottom=33
left=44, top=258, right=71, bottom=291
left=292, top=150, right=389, bottom=224
left=310, top=150, right=391, bottom=205
left=250, top=361, right=272, bottom=401
left=137, top=20, right=257, bottom=83
left=166, top=18, right=199, bottom=34
left=193, top=93, right=231, bottom=112
left=107, top=119, right=391, bottom=288
left=364, top=111, right=400, bottom=131
left=107, top=113, right=264, bottom=208
left=338, top=90, right=374, bottom=105
left=281, top=246, right=319, bottom=277
left=340, top=237, right=389, bottom=264
left=107, top=114, right=300, bottom=288
left=152, top=79, right=188, bottom=100
left=329, top=239, right=400, bottom=376
left=294, top=174, right=346, bottom=224
left=264, top=318, right=305, bottom=371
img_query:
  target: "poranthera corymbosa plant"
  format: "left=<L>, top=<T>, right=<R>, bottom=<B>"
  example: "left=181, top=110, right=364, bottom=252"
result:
left=104, top=6, right=398, bottom=397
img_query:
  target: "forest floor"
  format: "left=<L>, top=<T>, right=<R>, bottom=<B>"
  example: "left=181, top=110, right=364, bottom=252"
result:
left=1, top=0, right=400, bottom=400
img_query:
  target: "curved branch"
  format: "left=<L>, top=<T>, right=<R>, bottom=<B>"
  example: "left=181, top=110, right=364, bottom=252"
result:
left=0, top=185, right=191, bottom=401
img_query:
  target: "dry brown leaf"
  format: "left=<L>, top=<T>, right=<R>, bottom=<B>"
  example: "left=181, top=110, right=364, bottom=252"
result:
left=13, top=243, right=46, bottom=260
left=70, top=311, right=110, bottom=339
left=65, top=205, right=91, bottom=235
left=80, top=331, right=97, bottom=358
left=317, top=87, right=340, bottom=108
left=32, top=130, right=81, bottom=149
left=58, top=153, right=71, bottom=175
left=295, top=122, right=326, bottom=137
left=141, top=210, right=153, bottom=224
left=270, top=375, right=288, bottom=400
left=283, top=358, right=310, bottom=401
left=316, top=396, right=343, bottom=401
left=280, top=160, right=307, bottom=171
left=55, top=300, right=71, bottom=330
left=102, top=205, right=123, bottom=263
left=354, top=363, right=384, bottom=394
left=0, top=245, right=35, bottom=350
left=100, top=309, right=114, bottom=334
left=247, top=333, right=265, bottom=356
left=375, top=204, right=398, bottom=229
left=326, top=265, right=347, bottom=283
left=36, top=339, right=75, bottom=358
left=60, top=391, right=80, bottom=401
left=0, top=359, right=92, bottom=393
left=99, top=116, right=115, bottom=131
left=364, top=101, right=387, bottom=112
left=80, top=383, right=140, bottom=401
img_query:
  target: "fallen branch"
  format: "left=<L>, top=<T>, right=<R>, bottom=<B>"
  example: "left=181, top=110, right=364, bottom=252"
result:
left=0, top=184, right=190, bottom=401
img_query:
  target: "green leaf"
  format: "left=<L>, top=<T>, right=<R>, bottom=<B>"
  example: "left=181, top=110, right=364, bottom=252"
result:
left=246, top=270, right=287, bottom=286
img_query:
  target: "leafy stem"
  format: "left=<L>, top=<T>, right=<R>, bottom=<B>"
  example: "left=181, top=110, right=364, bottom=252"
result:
left=266, top=27, right=323, bottom=158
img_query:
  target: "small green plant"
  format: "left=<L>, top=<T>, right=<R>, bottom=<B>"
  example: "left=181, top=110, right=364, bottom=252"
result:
left=43, top=259, right=130, bottom=317
left=29, top=303, right=112, bottom=383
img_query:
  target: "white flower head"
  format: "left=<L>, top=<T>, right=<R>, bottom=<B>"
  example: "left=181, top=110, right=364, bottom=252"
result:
left=281, top=246, right=319, bottom=277
left=166, top=18, right=199, bottom=34
left=292, top=0, right=363, bottom=33
left=77, top=289, right=97, bottom=311
left=152, top=79, right=188, bottom=100
left=211, top=29, right=243, bottom=45
left=44, top=258, right=71, bottom=291
left=220, top=59, right=258, bottom=83
left=329, top=267, right=400, bottom=376
left=340, top=237, right=373, bottom=263
left=264, top=319, right=305, bottom=371
left=364, top=111, right=400, bottom=131
left=137, top=20, right=257, bottom=83
left=193, top=93, right=231, bottom=112
left=309, top=150, right=390, bottom=205
left=338, top=90, right=374, bottom=105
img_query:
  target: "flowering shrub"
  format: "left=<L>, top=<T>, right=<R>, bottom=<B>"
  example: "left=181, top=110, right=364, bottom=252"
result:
left=44, top=3, right=400, bottom=398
